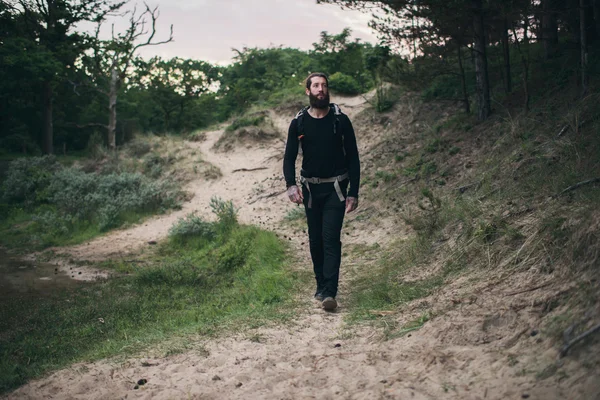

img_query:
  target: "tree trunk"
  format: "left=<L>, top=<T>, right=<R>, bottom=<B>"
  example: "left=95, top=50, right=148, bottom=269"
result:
left=502, top=17, right=512, bottom=94
left=581, top=0, right=589, bottom=95
left=472, top=0, right=491, bottom=121
left=542, top=0, right=559, bottom=59
left=457, top=43, right=470, bottom=114
left=42, top=81, right=53, bottom=154
left=594, top=0, right=600, bottom=37
left=108, top=68, right=119, bottom=150
left=522, top=18, right=531, bottom=112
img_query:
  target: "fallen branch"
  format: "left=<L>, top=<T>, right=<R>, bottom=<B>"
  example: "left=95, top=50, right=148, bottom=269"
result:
left=556, top=119, right=588, bottom=138
left=232, top=167, right=268, bottom=173
left=457, top=181, right=481, bottom=194
left=556, top=125, right=569, bottom=138
left=504, top=281, right=553, bottom=296
left=560, top=323, right=600, bottom=357
left=248, top=189, right=286, bottom=205
left=554, top=178, right=600, bottom=198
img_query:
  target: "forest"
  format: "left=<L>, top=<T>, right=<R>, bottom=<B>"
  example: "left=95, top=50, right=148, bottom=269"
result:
left=2, top=0, right=598, bottom=156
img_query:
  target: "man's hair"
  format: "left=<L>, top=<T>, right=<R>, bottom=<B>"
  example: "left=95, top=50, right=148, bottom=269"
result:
left=305, top=72, right=328, bottom=90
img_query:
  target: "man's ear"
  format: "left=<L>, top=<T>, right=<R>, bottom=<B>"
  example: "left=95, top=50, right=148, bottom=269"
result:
left=305, top=88, right=310, bottom=96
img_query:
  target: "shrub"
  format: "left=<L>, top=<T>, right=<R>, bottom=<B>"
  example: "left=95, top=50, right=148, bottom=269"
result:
left=169, top=212, right=216, bottom=241
left=329, top=72, right=361, bottom=95
left=210, top=196, right=238, bottom=231
left=48, top=168, right=180, bottom=231
left=1, top=156, right=61, bottom=205
left=213, top=229, right=253, bottom=272
left=126, top=137, right=153, bottom=158
left=86, top=132, right=105, bottom=159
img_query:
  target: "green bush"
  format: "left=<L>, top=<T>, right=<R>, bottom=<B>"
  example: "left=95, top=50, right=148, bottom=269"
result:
left=329, top=72, right=362, bottom=95
left=1, top=156, right=183, bottom=248
left=210, top=196, right=238, bottom=232
left=47, top=169, right=178, bottom=229
left=1, top=156, right=61, bottom=205
left=169, top=212, right=216, bottom=241
left=213, top=228, right=253, bottom=272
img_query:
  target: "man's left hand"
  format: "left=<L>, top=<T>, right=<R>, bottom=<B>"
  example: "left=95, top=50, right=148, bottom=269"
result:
left=345, top=196, right=358, bottom=213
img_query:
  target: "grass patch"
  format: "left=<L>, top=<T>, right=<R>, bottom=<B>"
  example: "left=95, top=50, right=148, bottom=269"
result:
left=225, top=114, right=267, bottom=133
left=0, top=204, right=297, bottom=394
left=345, top=234, right=445, bottom=322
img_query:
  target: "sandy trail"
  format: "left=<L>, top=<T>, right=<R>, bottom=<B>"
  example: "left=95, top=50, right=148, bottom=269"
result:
left=8, top=97, right=600, bottom=399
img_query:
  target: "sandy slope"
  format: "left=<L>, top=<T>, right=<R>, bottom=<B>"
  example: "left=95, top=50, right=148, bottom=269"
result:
left=6, top=96, right=600, bottom=400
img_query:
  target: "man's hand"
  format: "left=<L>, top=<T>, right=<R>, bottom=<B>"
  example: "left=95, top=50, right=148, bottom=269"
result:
left=345, top=196, right=358, bottom=213
left=287, top=185, right=303, bottom=204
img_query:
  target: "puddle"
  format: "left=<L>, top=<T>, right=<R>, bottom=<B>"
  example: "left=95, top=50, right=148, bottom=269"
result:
left=0, top=249, right=81, bottom=299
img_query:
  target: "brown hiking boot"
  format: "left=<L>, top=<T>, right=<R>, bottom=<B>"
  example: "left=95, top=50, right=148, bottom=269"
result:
left=322, top=297, right=337, bottom=311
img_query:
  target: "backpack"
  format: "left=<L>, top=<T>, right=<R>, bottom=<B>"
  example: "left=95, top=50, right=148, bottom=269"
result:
left=294, top=103, right=345, bottom=156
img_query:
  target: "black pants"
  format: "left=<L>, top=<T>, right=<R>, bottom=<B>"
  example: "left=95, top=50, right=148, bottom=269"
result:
left=302, top=180, right=348, bottom=298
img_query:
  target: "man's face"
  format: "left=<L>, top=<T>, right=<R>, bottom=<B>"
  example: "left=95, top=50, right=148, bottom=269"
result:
left=306, top=76, right=330, bottom=109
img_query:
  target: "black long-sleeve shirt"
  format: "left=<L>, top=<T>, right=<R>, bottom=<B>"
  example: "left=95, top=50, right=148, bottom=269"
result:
left=283, top=109, right=361, bottom=198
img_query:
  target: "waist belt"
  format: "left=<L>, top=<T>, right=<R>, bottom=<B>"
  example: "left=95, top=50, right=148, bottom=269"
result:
left=300, top=172, right=348, bottom=208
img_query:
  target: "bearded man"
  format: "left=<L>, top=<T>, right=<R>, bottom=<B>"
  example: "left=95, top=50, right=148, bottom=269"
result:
left=283, top=72, right=361, bottom=311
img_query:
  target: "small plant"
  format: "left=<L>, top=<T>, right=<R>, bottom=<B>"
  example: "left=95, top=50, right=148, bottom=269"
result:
left=421, top=161, right=438, bottom=178
left=169, top=212, right=216, bottom=241
left=375, top=170, right=397, bottom=183
left=284, top=206, right=305, bottom=221
left=126, top=137, right=152, bottom=158
left=86, top=132, right=105, bottom=159
left=449, top=146, right=461, bottom=155
left=407, top=188, right=443, bottom=235
left=210, top=196, right=238, bottom=231
left=203, top=165, right=222, bottom=180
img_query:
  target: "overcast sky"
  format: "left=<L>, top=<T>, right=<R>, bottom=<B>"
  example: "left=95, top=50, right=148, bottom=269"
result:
left=110, top=0, right=379, bottom=64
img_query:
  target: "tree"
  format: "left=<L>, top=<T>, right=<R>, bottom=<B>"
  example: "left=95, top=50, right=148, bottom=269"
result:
left=472, top=0, right=491, bottom=120
left=5, top=0, right=125, bottom=154
left=85, top=3, right=173, bottom=149
left=131, top=57, right=219, bottom=132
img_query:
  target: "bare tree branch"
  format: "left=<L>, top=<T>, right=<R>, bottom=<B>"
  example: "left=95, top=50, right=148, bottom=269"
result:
left=560, top=323, right=600, bottom=357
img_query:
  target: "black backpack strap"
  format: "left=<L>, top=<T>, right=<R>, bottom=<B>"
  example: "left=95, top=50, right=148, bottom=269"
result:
left=330, top=103, right=345, bottom=156
left=295, top=106, right=310, bottom=139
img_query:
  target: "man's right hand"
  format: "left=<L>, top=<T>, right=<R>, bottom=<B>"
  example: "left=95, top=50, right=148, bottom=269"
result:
left=287, top=185, right=303, bottom=204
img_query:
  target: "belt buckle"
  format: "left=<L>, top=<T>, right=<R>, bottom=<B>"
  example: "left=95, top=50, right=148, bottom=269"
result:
left=314, top=177, right=321, bottom=184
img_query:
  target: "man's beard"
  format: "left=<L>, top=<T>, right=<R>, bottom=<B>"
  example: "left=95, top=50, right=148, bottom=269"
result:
left=309, top=92, right=330, bottom=109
